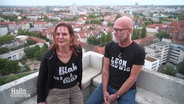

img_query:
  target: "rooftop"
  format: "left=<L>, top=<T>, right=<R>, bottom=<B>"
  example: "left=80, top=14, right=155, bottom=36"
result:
left=145, top=56, right=157, bottom=62
left=153, top=41, right=170, bottom=46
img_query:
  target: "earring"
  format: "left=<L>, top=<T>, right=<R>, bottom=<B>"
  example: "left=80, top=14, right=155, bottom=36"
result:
left=70, top=43, right=73, bottom=46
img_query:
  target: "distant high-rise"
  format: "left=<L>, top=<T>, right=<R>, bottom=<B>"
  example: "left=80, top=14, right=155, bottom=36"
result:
left=135, top=3, right=138, bottom=6
left=70, top=3, right=78, bottom=15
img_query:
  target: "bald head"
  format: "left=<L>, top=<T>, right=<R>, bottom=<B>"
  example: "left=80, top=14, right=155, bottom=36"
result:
left=113, top=16, right=133, bottom=30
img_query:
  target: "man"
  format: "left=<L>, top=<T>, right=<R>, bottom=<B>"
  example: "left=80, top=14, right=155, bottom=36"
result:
left=85, top=16, right=145, bottom=104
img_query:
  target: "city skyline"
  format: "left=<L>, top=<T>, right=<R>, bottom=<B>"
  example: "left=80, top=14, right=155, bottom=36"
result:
left=0, top=0, right=184, bottom=6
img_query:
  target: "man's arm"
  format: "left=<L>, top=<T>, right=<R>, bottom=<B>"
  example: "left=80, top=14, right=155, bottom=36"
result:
left=108, top=65, right=143, bottom=102
left=102, top=57, right=110, bottom=103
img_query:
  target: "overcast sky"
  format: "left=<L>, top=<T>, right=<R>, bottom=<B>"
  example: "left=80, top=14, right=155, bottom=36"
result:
left=0, top=0, right=184, bottom=6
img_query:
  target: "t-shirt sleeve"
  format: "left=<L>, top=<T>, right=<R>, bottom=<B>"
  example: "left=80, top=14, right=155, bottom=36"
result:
left=134, top=47, right=145, bottom=65
left=104, top=42, right=111, bottom=58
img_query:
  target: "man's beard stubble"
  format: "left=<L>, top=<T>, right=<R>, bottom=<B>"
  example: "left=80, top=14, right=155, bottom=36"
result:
left=113, top=33, right=128, bottom=43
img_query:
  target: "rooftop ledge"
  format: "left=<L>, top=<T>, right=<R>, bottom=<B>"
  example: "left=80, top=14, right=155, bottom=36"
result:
left=0, top=51, right=184, bottom=104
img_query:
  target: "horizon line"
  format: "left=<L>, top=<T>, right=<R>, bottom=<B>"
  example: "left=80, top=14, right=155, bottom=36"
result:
left=1, top=4, right=184, bottom=7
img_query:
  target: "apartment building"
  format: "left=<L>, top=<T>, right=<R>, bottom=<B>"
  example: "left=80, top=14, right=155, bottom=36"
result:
left=0, top=43, right=44, bottom=60
left=144, top=56, right=160, bottom=71
left=168, top=44, right=184, bottom=64
left=0, top=27, right=8, bottom=36
left=0, top=48, right=25, bottom=60
left=145, top=41, right=170, bottom=65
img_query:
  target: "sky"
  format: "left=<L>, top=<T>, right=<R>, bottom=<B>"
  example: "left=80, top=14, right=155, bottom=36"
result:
left=0, top=0, right=184, bottom=6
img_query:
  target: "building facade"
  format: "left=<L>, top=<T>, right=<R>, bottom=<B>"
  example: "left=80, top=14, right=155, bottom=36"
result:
left=144, top=56, right=160, bottom=71
left=145, top=41, right=170, bottom=65
left=168, top=44, right=184, bottom=64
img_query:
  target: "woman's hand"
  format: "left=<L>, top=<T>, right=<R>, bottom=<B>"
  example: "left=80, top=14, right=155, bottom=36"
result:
left=79, top=83, right=84, bottom=90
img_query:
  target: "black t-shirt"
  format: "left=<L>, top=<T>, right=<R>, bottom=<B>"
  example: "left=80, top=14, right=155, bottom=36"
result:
left=52, top=53, right=78, bottom=89
left=104, top=41, right=145, bottom=90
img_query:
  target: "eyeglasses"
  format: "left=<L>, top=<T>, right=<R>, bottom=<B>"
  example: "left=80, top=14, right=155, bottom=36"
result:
left=113, top=28, right=129, bottom=33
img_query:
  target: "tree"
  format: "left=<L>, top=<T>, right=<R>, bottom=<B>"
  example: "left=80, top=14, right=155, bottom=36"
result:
left=155, top=31, right=171, bottom=39
left=137, top=29, right=141, bottom=38
left=99, top=32, right=107, bottom=47
left=0, top=35, right=14, bottom=45
left=34, top=50, right=43, bottom=60
left=141, top=26, right=147, bottom=38
left=43, top=16, right=49, bottom=21
left=0, top=58, right=7, bottom=75
left=132, top=29, right=140, bottom=40
left=17, top=28, right=25, bottom=35
left=63, top=16, right=79, bottom=21
left=85, top=21, right=90, bottom=24
left=91, top=20, right=102, bottom=24
left=94, top=37, right=100, bottom=45
left=132, top=29, right=137, bottom=40
left=157, top=17, right=163, bottom=24
left=106, top=32, right=112, bottom=43
left=162, top=64, right=176, bottom=76
left=178, top=61, right=184, bottom=75
left=42, top=43, right=48, bottom=52
left=24, top=45, right=40, bottom=59
left=0, top=47, right=9, bottom=54
left=22, top=16, right=28, bottom=20
left=3, top=60, right=20, bottom=75
left=87, top=14, right=100, bottom=19
left=144, top=20, right=152, bottom=26
left=87, top=36, right=100, bottom=45
left=34, top=44, right=48, bottom=60
left=2, top=15, right=18, bottom=22
left=24, top=39, right=35, bottom=46
left=87, top=36, right=95, bottom=45
left=115, top=13, right=121, bottom=20
left=107, top=22, right=114, bottom=27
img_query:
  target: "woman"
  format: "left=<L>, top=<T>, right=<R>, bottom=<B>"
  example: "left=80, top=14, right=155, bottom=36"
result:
left=37, top=22, right=83, bottom=104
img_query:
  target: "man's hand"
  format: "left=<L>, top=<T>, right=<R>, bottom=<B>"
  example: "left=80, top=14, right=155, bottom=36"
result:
left=103, top=91, right=110, bottom=104
left=107, top=94, right=117, bottom=104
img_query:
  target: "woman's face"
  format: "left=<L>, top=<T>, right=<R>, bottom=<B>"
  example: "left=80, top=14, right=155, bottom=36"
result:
left=55, top=26, right=72, bottom=47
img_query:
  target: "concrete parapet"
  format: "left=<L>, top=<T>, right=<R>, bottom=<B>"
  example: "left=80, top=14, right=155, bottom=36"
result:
left=0, top=72, right=38, bottom=104
left=93, top=69, right=184, bottom=104
left=137, top=69, right=184, bottom=104
left=82, top=51, right=103, bottom=88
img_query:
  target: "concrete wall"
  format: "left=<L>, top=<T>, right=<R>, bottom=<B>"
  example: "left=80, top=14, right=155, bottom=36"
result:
left=0, top=72, right=38, bottom=104
left=82, top=51, right=103, bottom=70
left=137, top=69, right=184, bottom=104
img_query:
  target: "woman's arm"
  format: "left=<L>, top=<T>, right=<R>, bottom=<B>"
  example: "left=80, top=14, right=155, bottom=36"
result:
left=37, top=57, right=48, bottom=103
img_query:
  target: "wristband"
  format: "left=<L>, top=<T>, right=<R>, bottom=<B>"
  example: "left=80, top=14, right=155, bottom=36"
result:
left=115, top=92, right=120, bottom=98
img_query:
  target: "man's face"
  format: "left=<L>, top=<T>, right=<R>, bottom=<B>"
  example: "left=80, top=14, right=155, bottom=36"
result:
left=113, top=27, right=129, bottom=43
